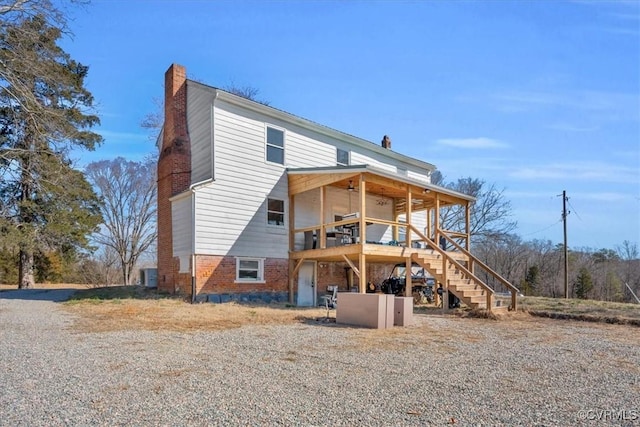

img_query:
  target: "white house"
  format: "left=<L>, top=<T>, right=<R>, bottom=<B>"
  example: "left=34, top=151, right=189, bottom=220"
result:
left=157, top=64, right=518, bottom=312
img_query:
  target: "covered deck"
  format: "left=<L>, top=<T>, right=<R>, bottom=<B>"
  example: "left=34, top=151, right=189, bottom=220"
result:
left=286, top=165, right=519, bottom=312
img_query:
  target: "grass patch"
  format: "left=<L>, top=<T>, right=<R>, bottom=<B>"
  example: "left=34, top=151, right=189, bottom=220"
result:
left=63, top=287, right=329, bottom=333
left=60, top=286, right=640, bottom=333
left=517, top=296, right=640, bottom=326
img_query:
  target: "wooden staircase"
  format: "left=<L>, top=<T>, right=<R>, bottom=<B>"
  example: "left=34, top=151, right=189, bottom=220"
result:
left=411, top=252, right=491, bottom=310
left=407, top=226, right=520, bottom=313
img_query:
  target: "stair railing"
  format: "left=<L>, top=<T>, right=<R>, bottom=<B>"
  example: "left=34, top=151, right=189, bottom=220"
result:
left=439, top=231, right=520, bottom=311
left=408, top=225, right=495, bottom=310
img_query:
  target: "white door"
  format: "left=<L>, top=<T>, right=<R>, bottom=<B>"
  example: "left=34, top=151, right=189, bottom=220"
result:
left=297, top=261, right=316, bottom=307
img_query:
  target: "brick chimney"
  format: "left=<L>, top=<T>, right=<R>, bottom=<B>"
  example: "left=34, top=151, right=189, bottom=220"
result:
left=157, top=64, right=192, bottom=294
left=381, top=135, right=392, bottom=149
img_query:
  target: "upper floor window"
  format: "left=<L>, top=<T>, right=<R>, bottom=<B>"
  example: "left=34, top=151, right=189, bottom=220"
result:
left=337, top=148, right=350, bottom=166
left=267, top=198, right=285, bottom=226
left=266, top=126, right=284, bottom=165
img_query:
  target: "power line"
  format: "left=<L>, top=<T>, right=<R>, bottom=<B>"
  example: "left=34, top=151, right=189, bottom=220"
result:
left=521, top=219, right=563, bottom=237
left=566, top=198, right=582, bottom=221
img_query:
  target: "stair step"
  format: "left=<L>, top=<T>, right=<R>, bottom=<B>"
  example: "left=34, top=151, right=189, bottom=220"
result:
left=456, top=290, right=485, bottom=297
left=448, top=281, right=481, bottom=287
left=466, top=295, right=488, bottom=304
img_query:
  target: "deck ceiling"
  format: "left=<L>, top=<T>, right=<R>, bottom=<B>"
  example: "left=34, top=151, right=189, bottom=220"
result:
left=288, top=168, right=471, bottom=210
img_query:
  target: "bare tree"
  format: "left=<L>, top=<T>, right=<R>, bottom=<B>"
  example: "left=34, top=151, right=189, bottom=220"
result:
left=85, top=157, right=157, bottom=285
left=475, top=233, right=529, bottom=292
left=432, top=173, right=517, bottom=244
left=616, top=240, right=640, bottom=302
left=140, top=96, right=163, bottom=141
left=223, top=82, right=271, bottom=106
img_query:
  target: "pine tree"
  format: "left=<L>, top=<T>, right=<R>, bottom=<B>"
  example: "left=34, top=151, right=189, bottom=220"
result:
left=574, top=267, right=593, bottom=300
left=0, top=15, right=102, bottom=288
left=522, top=265, right=539, bottom=296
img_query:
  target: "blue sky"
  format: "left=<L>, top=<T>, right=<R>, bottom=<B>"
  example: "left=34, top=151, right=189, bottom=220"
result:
left=61, top=0, right=639, bottom=250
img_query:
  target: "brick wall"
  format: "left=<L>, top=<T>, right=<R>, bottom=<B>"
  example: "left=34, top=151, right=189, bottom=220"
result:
left=157, top=64, right=191, bottom=294
left=195, top=255, right=289, bottom=295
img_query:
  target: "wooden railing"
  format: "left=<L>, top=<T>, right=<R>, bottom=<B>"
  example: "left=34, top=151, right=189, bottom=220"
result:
left=291, top=216, right=518, bottom=311
left=408, top=225, right=496, bottom=310
left=439, top=231, right=520, bottom=311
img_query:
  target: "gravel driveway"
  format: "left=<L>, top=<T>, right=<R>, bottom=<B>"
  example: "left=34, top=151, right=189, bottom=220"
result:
left=0, top=291, right=638, bottom=426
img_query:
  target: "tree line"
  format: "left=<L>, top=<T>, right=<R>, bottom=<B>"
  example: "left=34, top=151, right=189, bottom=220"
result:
left=433, top=172, right=639, bottom=303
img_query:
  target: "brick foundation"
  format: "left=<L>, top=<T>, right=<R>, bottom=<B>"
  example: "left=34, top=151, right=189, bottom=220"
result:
left=194, top=255, right=288, bottom=296
left=190, top=256, right=392, bottom=303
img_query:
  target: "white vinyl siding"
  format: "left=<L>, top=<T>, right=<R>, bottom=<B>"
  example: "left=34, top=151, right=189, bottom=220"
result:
left=407, top=169, right=431, bottom=183
left=186, top=81, right=215, bottom=183
left=193, top=101, right=288, bottom=258
left=188, top=93, right=434, bottom=259
left=172, top=194, right=193, bottom=273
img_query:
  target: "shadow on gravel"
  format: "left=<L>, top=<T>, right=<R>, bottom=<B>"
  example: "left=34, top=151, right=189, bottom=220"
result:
left=0, top=288, right=78, bottom=302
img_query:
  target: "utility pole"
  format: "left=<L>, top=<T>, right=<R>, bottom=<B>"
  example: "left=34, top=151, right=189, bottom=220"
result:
left=562, top=190, right=569, bottom=299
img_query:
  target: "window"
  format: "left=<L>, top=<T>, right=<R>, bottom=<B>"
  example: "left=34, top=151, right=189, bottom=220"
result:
left=266, top=126, right=284, bottom=165
left=337, top=148, right=350, bottom=166
left=236, top=257, right=264, bottom=282
left=267, top=198, right=285, bottom=226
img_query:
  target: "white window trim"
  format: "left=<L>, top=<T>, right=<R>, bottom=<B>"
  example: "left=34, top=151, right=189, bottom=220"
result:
left=265, top=125, right=285, bottom=166
left=235, top=257, right=266, bottom=284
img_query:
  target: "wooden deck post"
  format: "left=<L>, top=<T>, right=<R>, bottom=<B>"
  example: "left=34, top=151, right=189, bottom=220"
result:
left=405, top=185, right=412, bottom=247
left=288, top=260, right=295, bottom=304
left=320, top=186, right=326, bottom=248
left=434, top=194, right=440, bottom=244
left=405, top=257, right=412, bottom=297
left=359, top=253, right=367, bottom=293
left=288, top=193, right=295, bottom=304
left=358, top=174, right=366, bottom=293
left=359, top=174, right=366, bottom=244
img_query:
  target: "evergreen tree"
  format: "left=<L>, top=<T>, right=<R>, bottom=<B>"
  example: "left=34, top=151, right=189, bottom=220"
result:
left=0, top=14, right=102, bottom=288
left=574, top=267, right=593, bottom=299
left=522, top=265, right=539, bottom=296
